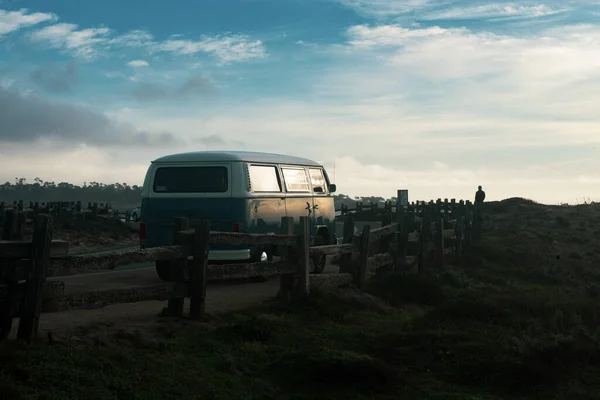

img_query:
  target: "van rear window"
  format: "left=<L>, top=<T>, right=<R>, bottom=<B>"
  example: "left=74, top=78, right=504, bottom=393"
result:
left=153, top=166, right=228, bottom=193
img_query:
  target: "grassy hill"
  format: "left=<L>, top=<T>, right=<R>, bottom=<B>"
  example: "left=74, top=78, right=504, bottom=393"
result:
left=1, top=198, right=600, bottom=399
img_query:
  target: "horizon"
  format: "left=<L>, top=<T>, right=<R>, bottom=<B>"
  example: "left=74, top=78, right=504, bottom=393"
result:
left=1, top=175, right=594, bottom=207
left=1, top=1, right=599, bottom=205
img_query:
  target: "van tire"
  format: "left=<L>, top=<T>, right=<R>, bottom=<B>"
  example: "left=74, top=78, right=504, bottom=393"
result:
left=156, top=260, right=172, bottom=282
left=249, top=246, right=270, bottom=282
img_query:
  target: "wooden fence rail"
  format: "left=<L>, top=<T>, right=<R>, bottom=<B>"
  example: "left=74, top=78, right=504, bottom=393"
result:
left=0, top=194, right=480, bottom=342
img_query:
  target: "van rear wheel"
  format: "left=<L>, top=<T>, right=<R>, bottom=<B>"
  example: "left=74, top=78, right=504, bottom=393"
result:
left=249, top=247, right=271, bottom=282
left=156, top=260, right=172, bottom=282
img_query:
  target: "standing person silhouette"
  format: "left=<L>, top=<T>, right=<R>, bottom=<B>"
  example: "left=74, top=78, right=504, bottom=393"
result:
left=474, top=185, right=485, bottom=241
left=475, top=185, right=486, bottom=204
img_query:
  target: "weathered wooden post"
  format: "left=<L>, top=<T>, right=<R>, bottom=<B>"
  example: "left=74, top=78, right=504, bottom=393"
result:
left=356, top=225, right=371, bottom=289
left=395, top=190, right=406, bottom=273
left=189, top=219, right=210, bottom=320
left=455, top=216, right=464, bottom=261
left=464, top=201, right=473, bottom=248
left=0, top=209, right=18, bottom=340
left=435, top=217, right=445, bottom=269
left=14, top=212, right=24, bottom=240
left=380, top=210, right=393, bottom=255
left=339, top=216, right=354, bottom=274
left=277, top=216, right=295, bottom=301
left=167, top=217, right=189, bottom=317
left=295, top=216, right=310, bottom=298
left=419, top=204, right=433, bottom=275
left=17, top=214, right=54, bottom=342
left=473, top=201, right=483, bottom=242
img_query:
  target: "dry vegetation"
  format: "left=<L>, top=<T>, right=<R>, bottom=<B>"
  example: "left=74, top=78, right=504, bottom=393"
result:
left=1, top=198, right=600, bottom=399
left=21, top=218, right=139, bottom=254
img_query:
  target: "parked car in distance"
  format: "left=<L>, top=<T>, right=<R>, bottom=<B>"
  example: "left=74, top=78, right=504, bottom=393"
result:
left=139, top=151, right=337, bottom=282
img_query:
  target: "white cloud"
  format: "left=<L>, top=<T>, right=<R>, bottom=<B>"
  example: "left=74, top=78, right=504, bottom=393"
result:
left=110, top=29, right=153, bottom=47
left=152, top=35, right=267, bottom=63
left=127, top=60, right=149, bottom=68
left=343, top=23, right=600, bottom=87
left=346, top=24, right=450, bottom=47
left=0, top=8, right=56, bottom=35
left=421, top=3, right=566, bottom=20
left=335, top=0, right=434, bottom=17
left=27, top=18, right=266, bottom=64
left=29, top=23, right=110, bottom=59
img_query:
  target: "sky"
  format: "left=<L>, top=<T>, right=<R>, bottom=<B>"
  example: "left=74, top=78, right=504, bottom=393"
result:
left=0, top=0, right=599, bottom=204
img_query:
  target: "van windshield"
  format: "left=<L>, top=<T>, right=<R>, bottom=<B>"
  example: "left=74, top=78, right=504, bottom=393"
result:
left=153, top=166, right=228, bottom=193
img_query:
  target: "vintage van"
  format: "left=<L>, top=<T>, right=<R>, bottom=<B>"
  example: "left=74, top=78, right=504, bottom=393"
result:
left=139, top=151, right=337, bottom=281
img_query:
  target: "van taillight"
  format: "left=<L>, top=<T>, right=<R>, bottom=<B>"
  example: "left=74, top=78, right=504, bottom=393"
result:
left=232, top=223, right=240, bottom=232
left=139, top=222, right=147, bottom=241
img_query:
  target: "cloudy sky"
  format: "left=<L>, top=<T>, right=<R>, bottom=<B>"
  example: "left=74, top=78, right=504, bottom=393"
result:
left=1, top=0, right=599, bottom=204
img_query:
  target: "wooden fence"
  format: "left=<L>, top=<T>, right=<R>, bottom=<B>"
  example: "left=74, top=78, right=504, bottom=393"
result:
left=0, top=194, right=480, bottom=342
left=0, top=200, right=115, bottom=225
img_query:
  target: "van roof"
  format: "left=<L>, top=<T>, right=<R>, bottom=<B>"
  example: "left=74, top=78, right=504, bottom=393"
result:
left=152, top=151, right=322, bottom=167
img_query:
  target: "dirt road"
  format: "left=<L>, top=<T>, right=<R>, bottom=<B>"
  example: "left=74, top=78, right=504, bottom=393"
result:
left=7, top=261, right=283, bottom=339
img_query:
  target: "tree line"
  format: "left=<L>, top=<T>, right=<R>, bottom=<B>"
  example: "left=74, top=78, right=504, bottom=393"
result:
left=0, top=178, right=392, bottom=210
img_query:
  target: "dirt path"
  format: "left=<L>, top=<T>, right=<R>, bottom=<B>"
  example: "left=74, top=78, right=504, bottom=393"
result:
left=9, top=277, right=281, bottom=339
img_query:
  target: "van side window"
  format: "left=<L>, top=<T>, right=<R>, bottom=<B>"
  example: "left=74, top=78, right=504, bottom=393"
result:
left=249, top=165, right=282, bottom=192
left=308, top=168, right=327, bottom=193
left=282, top=167, right=310, bottom=192
left=153, top=166, right=228, bottom=193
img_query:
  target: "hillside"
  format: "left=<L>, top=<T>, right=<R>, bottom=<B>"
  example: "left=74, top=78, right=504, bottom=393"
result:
left=1, top=198, right=600, bottom=400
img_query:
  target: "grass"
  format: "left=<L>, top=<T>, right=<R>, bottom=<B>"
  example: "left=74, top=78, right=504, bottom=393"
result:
left=2, top=197, right=600, bottom=399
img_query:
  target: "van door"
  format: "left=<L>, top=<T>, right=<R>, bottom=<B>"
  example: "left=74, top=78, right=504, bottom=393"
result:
left=280, top=166, right=313, bottom=235
left=246, top=164, right=286, bottom=261
left=247, top=164, right=286, bottom=233
left=308, top=167, right=334, bottom=244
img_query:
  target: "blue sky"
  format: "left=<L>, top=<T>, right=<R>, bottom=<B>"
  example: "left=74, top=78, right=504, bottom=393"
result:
left=1, top=0, right=600, bottom=204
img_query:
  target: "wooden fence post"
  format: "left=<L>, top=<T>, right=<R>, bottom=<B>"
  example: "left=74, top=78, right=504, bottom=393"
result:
left=419, top=205, right=433, bottom=275
left=473, top=203, right=483, bottom=242
left=17, top=214, right=54, bottom=342
left=339, top=217, right=355, bottom=274
left=455, top=216, right=464, bottom=261
left=1, top=209, right=15, bottom=241
left=277, top=217, right=295, bottom=301
left=435, top=218, right=445, bottom=269
left=395, top=192, right=406, bottom=273
left=167, top=217, right=189, bottom=317
left=189, top=219, right=210, bottom=320
left=14, top=212, right=24, bottom=240
left=357, top=225, right=371, bottom=289
left=1, top=209, right=17, bottom=340
left=295, top=216, right=310, bottom=299
left=380, top=210, right=392, bottom=255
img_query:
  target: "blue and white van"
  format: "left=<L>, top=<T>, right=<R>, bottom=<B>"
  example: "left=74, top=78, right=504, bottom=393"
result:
left=139, top=151, right=337, bottom=281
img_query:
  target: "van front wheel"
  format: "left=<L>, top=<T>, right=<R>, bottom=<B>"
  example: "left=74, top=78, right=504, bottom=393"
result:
left=156, top=260, right=172, bottom=282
